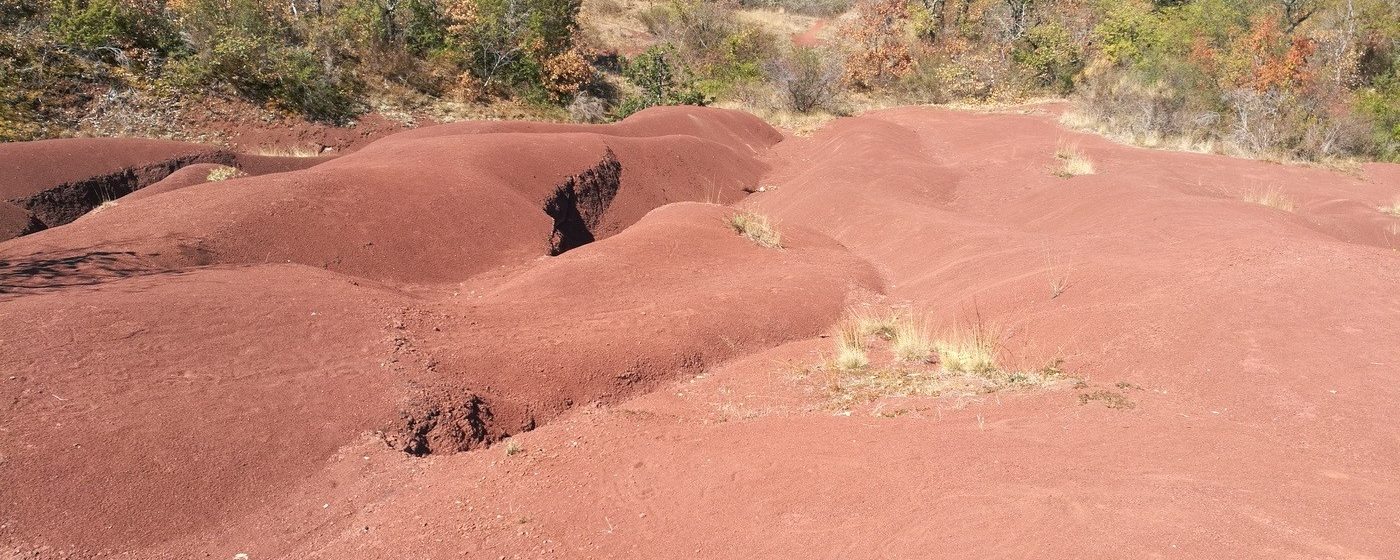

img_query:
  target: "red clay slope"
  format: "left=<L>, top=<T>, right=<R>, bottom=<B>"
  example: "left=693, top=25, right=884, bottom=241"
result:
left=109, top=105, right=1400, bottom=559
left=1, top=107, right=781, bottom=284
left=0, top=138, right=338, bottom=241
left=0, top=138, right=231, bottom=235
left=0, top=107, right=878, bottom=555
left=5, top=104, right=1400, bottom=558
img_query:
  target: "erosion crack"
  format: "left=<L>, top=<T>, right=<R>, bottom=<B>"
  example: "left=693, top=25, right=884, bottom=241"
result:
left=543, top=147, right=622, bottom=255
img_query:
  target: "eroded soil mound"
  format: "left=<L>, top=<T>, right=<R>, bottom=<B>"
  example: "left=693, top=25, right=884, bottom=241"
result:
left=0, top=107, right=877, bottom=554
left=3, top=104, right=1399, bottom=559
left=2, top=107, right=779, bottom=284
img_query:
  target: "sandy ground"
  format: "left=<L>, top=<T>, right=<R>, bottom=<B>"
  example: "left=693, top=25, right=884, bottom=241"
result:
left=2, top=104, right=1399, bottom=559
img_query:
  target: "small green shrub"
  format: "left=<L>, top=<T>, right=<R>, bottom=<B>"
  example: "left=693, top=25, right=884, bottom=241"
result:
left=168, top=0, right=360, bottom=122
left=1357, top=64, right=1400, bottom=162
left=616, top=45, right=707, bottom=118
left=453, top=0, right=583, bottom=98
left=47, top=0, right=180, bottom=54
left=1012, top=22, right=1081, bottom=93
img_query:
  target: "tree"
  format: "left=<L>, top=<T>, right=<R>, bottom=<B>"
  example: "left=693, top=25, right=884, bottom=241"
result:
left=1278, top=0, right=1319, bottom=33
left=616, top=45, right=706, bottom=117
left=772, top=46, right=843, bottom=113
left=844, top=0, right=913, bottom=90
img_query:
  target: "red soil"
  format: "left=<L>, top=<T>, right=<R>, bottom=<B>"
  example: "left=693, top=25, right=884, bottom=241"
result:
left=118, top=162, right=230, bottom=202
left=3, top=104, right=1400, bottom=558
left=792, top=18, right=829, bottom=46
left=0, top=138, right=223, bottom=201
left=0, top=137, right=341, bottom=242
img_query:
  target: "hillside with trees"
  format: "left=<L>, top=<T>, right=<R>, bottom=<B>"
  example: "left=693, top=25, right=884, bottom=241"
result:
left=2, top=0, right=1397, bottom=161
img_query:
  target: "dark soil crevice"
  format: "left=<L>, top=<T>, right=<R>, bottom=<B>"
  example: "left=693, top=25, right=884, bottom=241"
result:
left=9, top=151, right=237, bottom=231
left=544, top=148, right=623, bottom=255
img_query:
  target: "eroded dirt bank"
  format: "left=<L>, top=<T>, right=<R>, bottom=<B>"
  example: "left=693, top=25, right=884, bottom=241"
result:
left=3, top=105, right=1399, bottom=558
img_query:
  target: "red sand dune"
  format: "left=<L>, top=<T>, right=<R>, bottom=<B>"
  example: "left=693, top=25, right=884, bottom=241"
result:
left=3, top=105, right=1400, bottom=558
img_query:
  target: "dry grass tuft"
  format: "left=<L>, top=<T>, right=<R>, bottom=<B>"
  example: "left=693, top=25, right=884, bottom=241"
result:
left=503, top=439, right=523, bottom=456
left=1380, top=199, right=1400, bottom=218
left=728, top=210, right=783, bottom=249
left=817, top=310, right=1068, bottom=408
left=1049, top=273, right=1070, bottom=299
left=254, top=145, right=322, bottom=158
left=1058, top=109, right=1219, bottom=156
left=934, top=333, right=998, bottom=375
left=1241, top=187, right=1297, bottom=212
left=890, top=318, right=933, bottom=363
left=205, top=165, right=244, bottom=182
left=88, top=200, right=119, bottom=215
left=853, top=310, right=900, bottom=340
left=1054, top=144, right=1096, bottom=177
left=832, top=319, right=868, bottom=370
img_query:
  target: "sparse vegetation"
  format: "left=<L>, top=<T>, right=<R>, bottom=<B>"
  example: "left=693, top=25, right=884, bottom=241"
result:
left=890, top=317, right=932, bottom=363
left=853, top=310, right=899, bottom=340
left=728, top=210, right=782, bottom=249
left=934, top=325, right=998, bottom=375
left=1049, top=272, right=1069, bottom=299
left=1043, top=249, right=1071, bottom=299
left=3, top=0, right=1398, bottom=166
left=1380, top=199, right=1400, bottom=217
left=739, top=0, right=852, bottom=17
left=503, top=439, right=523, bottom=456
left=817, top=309, right=1069, bottom=408
left=833, top=318, right=869, bottom=370
left=1078, top=389, right=1136, bottom=409
left=255, top=145, right=321, bottom=158
left=770, top=45, right=843, bottom=114
left=206, top=165, right=243, bottom=182
left=1242, top=186, right=1298, bottom=212
left=87, top=199, right=119, bottom=215
left=1054, top=144, right=1095, bottom=177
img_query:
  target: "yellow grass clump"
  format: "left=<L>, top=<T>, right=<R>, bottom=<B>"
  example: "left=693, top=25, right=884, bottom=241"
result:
left=728, top=210, right=783, bottom=249
left=1054, top=145, right=1096, bottom=177
left=206, top=165, right=244, bottom=182
left=1242, top=187, right=1297, bottom=212
left=833, top=319, right=869, bottom=370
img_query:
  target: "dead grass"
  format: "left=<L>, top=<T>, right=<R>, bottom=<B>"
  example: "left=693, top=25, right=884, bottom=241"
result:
left=87, top=200, right=119, bottom=215
left=1078, top=389, right=1136, bottom=409
left=205, top=165, right=243, bottom=182
left=1380, top=199, right=1400, bottom=218
left=254, top=145, right=322, bottom=158
left=1048, top=271, right=1069, bottom=299
left=503, top=439, right=523, bottom=456
left=832, top=319, right=868, bottom=370
left=728, top=210, right=783, bottom=249
left=934, top=328, right=999, bottom=375
left=818, top=310, right=1068, bottom=408
left=890, top=318, right=933, bottom=363
left=852, top=310, right=900, bottom=340
left=1241, top=186, right=1298, bottom=212
left=1059, top=109, right=1219, bottom=156
left=714, top=99, right=841, bottom=137
left=1053, top=144, right=1096, bottom=177
left=733, top=7, right=820, bottom=36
